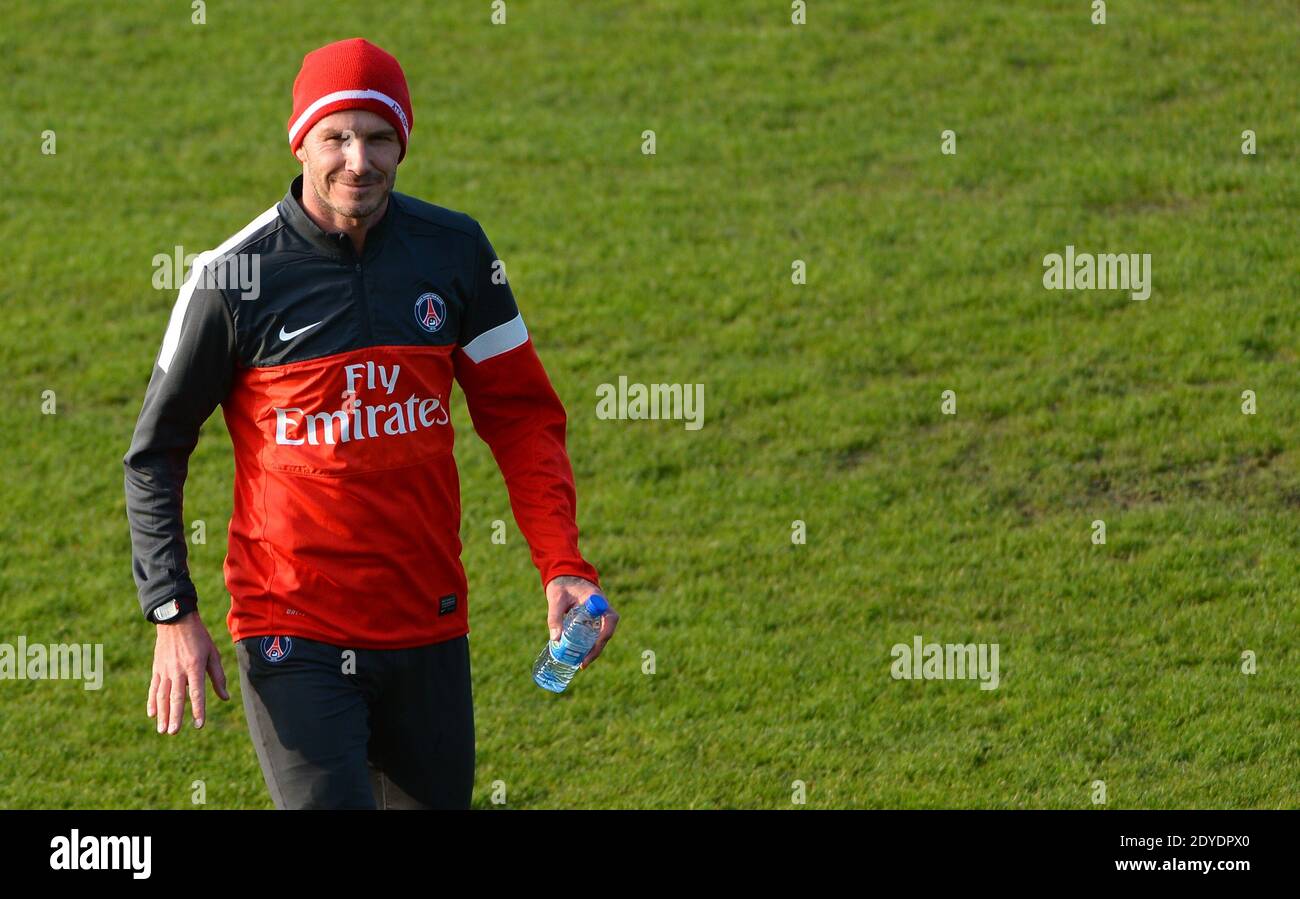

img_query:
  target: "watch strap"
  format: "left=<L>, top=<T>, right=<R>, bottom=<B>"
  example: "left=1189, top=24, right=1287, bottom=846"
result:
left=149, top=595, right=198, bottom=624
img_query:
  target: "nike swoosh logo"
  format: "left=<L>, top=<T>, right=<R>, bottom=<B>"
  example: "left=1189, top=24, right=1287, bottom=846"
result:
left=278, top=320, right=323, bottom=341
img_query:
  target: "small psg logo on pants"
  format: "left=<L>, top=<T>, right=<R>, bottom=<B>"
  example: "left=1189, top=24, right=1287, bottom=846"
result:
left=260, top=635, right=294, bottom=664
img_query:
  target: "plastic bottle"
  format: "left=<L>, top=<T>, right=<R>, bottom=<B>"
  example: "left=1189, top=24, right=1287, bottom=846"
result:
left=533, top=593, right=610, bottom=693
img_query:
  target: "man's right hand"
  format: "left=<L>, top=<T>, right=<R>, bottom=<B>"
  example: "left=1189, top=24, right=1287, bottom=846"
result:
left=149, top=613, right=230, bottom=734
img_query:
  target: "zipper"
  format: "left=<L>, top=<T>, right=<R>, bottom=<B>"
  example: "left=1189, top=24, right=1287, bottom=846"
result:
left=350, top=256, right=373, bottom=344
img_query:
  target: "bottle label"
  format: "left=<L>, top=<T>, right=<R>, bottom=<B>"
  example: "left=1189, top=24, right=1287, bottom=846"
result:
left=549, top=635, right=587, bottom=666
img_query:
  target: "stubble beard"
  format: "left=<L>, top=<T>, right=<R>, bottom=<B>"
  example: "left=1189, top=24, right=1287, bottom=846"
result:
left=310, top=168, right=389, bottom=222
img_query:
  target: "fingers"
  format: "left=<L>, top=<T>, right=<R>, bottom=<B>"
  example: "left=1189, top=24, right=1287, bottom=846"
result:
left=153, top=668, right=212, bottom=733
left=147, top=670, right=160, bottom=719
left=189, top=676, right=206, bottom=729
left=167, top=674, right=187, bottom=734
left=548, top=601, right=576, bottom=643
left=547, top=577, right=599, bottom=640
left=152, top=623, right=226, bottom=734
left=580, top=608, right=619, bottom=670
left=154, top=677, right=169, bottom=732
left=207, top=646, right=230, bottom=702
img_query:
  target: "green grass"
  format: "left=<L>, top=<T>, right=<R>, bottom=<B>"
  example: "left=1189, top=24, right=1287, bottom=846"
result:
left=2, top=0, right=1299, bottom=808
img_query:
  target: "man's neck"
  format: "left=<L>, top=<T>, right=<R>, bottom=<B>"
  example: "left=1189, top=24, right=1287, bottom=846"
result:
left=297, top=179, right=387, bottom=257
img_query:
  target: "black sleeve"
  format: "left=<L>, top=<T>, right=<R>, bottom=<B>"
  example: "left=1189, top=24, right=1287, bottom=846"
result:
left=122, top=270, right=235, bottom=622
left=456, top=221, right=523, bottom=351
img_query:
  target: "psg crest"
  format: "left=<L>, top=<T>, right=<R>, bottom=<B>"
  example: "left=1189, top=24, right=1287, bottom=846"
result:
left=414, top=292, right=447, bottom=333
left=260, top=635, right=293, bottom=663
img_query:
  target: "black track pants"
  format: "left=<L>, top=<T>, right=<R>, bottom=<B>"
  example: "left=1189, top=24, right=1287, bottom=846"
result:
left=235, top=633, right=474, bottom=809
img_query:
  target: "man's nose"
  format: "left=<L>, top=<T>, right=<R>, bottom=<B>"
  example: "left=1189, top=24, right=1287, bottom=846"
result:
left=344, top=138, right=372, bottom=175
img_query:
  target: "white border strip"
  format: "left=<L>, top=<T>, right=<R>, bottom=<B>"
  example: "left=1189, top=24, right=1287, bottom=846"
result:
left=158, top=204, right=281, bottom=373
left=462, top=313, right=529, bottom=364
left=288, top=89, right=410, bottom=144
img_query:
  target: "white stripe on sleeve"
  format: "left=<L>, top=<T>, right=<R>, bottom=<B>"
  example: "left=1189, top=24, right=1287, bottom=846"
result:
left=158, top=204, right=280, bottom=373
left=461, top=313, right=529, bottom=364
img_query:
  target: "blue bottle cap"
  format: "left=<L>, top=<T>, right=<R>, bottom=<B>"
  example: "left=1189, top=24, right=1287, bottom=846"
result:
left=584, top=593, right=610, bottom=616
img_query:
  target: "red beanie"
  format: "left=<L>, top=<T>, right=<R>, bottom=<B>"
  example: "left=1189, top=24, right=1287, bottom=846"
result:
left=288, top=38, right=413, bottom=162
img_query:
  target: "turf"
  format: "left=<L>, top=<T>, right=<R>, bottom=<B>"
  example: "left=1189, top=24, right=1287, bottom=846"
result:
left=1, top=0, right=1298, bottom=808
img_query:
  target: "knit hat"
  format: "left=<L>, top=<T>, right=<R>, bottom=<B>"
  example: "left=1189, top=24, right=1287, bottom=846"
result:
left=287, top=38, right=413, bottom=162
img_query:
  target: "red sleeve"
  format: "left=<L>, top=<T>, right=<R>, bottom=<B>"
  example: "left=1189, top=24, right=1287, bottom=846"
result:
left=452, top=222, right=600, bottom=590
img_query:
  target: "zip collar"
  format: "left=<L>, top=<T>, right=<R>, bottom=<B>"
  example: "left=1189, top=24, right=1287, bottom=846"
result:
left=279, top=173, right=396, bottom=262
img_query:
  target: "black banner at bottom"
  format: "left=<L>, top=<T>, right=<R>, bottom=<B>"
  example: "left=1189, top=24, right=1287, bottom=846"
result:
left=0, top=809, right=1282, bottom=884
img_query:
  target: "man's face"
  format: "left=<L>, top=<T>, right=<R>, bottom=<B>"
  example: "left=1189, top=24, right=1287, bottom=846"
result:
left=295, top=109, right=401, bottom=220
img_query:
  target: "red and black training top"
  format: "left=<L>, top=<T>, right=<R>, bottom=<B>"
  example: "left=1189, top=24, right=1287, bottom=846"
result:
left=123, top=174, right=600, bottom=648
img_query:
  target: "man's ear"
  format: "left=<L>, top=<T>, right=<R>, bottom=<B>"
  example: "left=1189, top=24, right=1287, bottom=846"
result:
left=294, top=146, right=307, bottom=164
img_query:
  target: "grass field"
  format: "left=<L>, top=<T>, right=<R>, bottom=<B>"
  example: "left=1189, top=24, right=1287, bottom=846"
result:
left=2, top=0, right=1299, bottom=809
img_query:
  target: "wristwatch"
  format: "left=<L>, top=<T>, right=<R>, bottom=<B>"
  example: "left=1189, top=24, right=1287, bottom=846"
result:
left=150, top=595, right=198, bottom=624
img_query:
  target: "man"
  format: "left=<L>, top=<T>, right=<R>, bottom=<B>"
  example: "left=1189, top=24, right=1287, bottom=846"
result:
left=123, top=38, right=617, bottom=809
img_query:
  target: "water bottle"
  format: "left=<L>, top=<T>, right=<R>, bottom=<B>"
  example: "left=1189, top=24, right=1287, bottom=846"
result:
left=533, top=593, right=610, bottom=693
